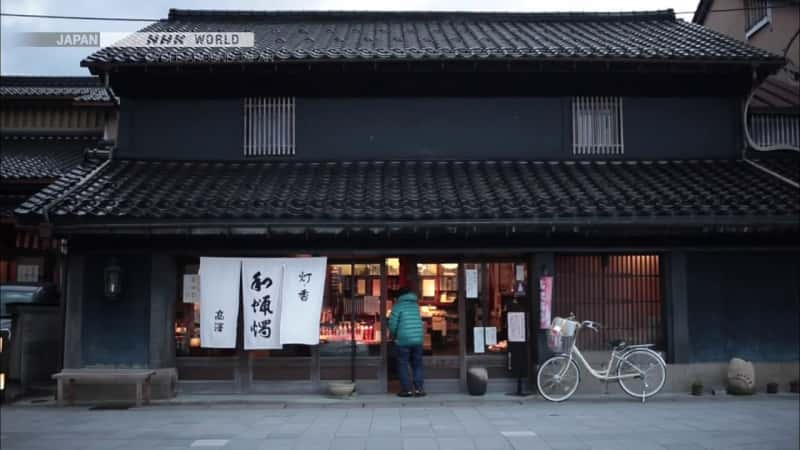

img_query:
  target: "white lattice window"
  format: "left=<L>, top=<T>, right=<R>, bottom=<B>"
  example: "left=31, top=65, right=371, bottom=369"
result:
left=572, top=97, right=624, bottom=156
left=745, top=0, right=770, bottom=39
left=751, top=114, right=800, bottom=148
left=243, top=97, right=295, bottom=156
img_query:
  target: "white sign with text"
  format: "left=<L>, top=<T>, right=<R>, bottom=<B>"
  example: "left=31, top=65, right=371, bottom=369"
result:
left=198, top=257, right=241, bottom=348
left=241, top=259, right=285, bottom=350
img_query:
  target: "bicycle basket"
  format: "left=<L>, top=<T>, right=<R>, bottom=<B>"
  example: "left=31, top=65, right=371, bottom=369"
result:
left=547, top=317, right=578, bottom=353
left=547, top=334, right=575, bottom=353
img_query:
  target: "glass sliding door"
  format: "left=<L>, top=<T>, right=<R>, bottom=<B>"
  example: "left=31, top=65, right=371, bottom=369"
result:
left=319, top=261, right=383, bottom=391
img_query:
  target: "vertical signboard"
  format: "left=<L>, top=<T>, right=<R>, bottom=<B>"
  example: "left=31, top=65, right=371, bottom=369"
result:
left=279, top=257, right=328, bottom=345
left=539, top=275, right=553, bottom=329
left=198, top=257, right=241, bottom=348
left=241, top=258, right=285, bottom=350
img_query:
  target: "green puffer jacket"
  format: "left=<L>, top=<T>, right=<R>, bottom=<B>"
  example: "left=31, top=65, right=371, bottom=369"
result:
left=389, top=292, right=424, bottom=347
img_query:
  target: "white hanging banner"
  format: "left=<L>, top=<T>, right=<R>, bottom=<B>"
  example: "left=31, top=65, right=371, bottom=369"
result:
left=279, top=257, right=328, bottom=345
left=199, top=257, right=241, bottom=348
left=241, top=258, right=284, bottom=350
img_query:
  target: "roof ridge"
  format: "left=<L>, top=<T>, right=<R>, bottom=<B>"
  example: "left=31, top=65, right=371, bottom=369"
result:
left=167, top=8, right=677, bottom=23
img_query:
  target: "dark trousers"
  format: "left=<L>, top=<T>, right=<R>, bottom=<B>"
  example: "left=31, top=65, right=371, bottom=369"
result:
left=395, top=344, right=424, bottom=392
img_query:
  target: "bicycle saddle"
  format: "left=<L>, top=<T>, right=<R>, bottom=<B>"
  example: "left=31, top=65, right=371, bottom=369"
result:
left=609, top=339, right=627, bottom=349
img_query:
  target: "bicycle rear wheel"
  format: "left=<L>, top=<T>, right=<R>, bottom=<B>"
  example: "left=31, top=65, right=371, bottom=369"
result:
left=617, top=349, right=666, bottom=400
left=537, top=355, right=580, bottom=402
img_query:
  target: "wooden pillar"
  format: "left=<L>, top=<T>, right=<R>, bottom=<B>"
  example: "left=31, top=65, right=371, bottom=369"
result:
left=378, top=259, right=388, bottom=392
left=531, top=253, right=555, bottom=366
left=457, top=259, right=467, bottom=392
left=667, top=251, right=690, bottom=364
left=62, top=255, right=84, bottom=369
left=149, top=254, right=176, bottom=369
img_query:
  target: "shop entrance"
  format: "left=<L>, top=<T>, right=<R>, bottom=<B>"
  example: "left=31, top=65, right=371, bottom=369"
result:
left=387, top=261, right=461, bottom=393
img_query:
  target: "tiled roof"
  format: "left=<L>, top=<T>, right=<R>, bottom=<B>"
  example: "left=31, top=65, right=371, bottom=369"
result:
left=751, top=76, right=800, bottom=112
left=15, top=159, right=799, bottom=228
left=1, top=144, right=89, bottom=180
left=750, top=154, right=800, bottom=184
left=81, top=9, right=783, bottom=69
left=0, top=76, right=114, bottom=103
left=1, top=193, right=31, bottom=218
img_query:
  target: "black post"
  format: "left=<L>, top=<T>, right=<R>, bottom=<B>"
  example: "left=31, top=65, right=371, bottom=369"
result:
left=351, top=295, right=356, bottom=383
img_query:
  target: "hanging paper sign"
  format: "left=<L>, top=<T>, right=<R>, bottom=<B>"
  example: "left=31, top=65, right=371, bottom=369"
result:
left=465, top=268, right=478, bottom=299
left=241, top=258, right=285, bottom=350
left=279, top=257, right=328, bottom=345
left=183, top=274, right=201, bottom=303
left=484, top=326, right=497, bottom=346
left=515, top=264, right=525, bottom=281
left=539, top=276, right=553, bottom=329
left=473, top=327, right=486, bottom=353
left=508, top=311, right=526, bottom=342
left=198, top=257, right=241, bottom=348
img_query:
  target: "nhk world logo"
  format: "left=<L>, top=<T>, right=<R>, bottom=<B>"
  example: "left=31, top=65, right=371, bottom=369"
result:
left=18, top=32, right=255, bottom=48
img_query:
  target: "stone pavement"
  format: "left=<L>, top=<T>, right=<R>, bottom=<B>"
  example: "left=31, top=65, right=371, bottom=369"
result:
left=1, top=395, right=798, bottom=450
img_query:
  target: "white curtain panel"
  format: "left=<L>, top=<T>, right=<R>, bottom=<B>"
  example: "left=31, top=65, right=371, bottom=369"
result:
left=198, top=257, right=241, bottom=348
left=241, top=258, right=285, bottom=350
left=279, top=257, right=328, bottom=345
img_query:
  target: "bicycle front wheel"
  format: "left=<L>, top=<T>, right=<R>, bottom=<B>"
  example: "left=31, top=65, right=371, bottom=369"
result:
left=537, top=355, right=580, bottom=402
left=617, top=349, right=666, bottom=400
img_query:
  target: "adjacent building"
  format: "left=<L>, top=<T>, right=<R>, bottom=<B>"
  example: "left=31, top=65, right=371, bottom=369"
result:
left=694, top=0, right=799, bottom=152
left=13, top=9, right=800, bottom=398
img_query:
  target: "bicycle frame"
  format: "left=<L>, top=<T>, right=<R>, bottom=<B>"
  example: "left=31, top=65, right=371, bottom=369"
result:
left=564, top=345, right=641, bottom=381
left=557, top=325, right=643, bottom=382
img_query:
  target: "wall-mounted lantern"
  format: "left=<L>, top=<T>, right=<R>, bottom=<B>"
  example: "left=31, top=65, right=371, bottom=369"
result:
left=104, top=258, right=123, bottom=300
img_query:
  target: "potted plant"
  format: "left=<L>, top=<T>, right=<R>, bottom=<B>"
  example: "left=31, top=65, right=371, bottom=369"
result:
left=691, top=380, right=703, bottom=396
left=766, top=381, right=779, bottom=394
left=790, top=379, right=799, bottom=394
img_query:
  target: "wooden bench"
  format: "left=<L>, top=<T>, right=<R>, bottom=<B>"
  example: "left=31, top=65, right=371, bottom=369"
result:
left=52, top=369, right=156, bottom=406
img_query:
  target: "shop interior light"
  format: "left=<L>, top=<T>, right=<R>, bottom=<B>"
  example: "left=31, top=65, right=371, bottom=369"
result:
left=0, top=373, right=5, bottom=391
left=440, top=263, right=459, bottom=270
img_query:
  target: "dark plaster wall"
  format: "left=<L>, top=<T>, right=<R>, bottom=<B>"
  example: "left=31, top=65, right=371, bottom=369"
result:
left=81, top=254, right=151, bottom=367
left=115, top=96, right=740, bottom=161
left=686, top=252, right=800, bottom=363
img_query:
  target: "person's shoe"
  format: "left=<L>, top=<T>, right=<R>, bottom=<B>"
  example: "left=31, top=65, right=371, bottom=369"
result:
left=397, top=391, right=413, bottom=398
left=414, top=389, right=427, bottom=397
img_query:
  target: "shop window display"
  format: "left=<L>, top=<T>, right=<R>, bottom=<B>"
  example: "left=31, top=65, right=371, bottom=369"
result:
left=319, top=263, right=382, bottom=357
left=466, top=263, right=527, bottom=354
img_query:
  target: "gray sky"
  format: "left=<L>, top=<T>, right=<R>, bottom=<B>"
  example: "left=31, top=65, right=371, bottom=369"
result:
left=1, top=0, right=700, bottom=76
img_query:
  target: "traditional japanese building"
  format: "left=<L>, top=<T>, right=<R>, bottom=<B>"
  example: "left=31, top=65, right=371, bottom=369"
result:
left=13, top=9, right=799, bottom=399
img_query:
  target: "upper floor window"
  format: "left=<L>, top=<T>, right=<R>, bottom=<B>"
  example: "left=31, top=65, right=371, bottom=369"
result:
left=744, top=0, right=770, bottom=39
left=243, top=97, right=295, bottom=156
left=572, top=96, right=624, bottom=156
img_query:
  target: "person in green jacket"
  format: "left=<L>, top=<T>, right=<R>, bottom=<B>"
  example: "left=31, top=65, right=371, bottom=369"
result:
left=389, top=286, right=425, bottom=397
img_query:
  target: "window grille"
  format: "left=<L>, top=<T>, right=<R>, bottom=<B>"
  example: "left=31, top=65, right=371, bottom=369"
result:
left=572, top=97, right=624, bottom=156
left=745, top=0, right=769, bottom=36
left=553, top=255, right=663, bottom=351
left=751, top=114, right=800, bottom=148
left=243, top=97, right=295, bottom=156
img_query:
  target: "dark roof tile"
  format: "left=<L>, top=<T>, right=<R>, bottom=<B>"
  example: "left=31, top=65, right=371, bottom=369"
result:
left=0, top=76, right=114, bottom=103
left=81, top=9, right=783, bottom=68
left=16, top=159, right=799, bottom=226
left=1, top=144, right=88, bottom=180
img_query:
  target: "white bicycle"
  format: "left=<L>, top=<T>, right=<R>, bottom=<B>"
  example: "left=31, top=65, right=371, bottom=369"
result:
left=537, top=315, right=666, bottom=403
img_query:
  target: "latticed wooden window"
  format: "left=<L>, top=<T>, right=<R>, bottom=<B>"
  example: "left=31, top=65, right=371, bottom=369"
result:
left=751, top=114, right=800, bottom=148
left=243, top=97, right=295, bottom=156
left=572, top=97, right=624, bottom=156
left=745, top=0, right=770, bottom=36
left=552, top=255, right=663, bottom=351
